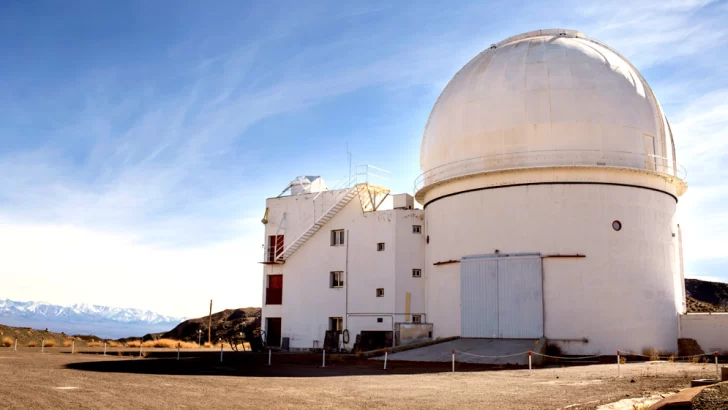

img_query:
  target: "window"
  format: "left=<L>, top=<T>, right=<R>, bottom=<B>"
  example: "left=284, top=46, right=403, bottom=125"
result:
left=266, top=275, right=283, bottom=305
left=412, top=269, right=421, bottom=278
left=330, top=271, right=344, bottom=288
left=412, top=225, right=421, bottom=234
left=329, top=317, right=343, bottom=331
left=377, top=242, right=385, bottom=252
left=266, top=235, right=284, bottom=262
left=612, top=220, right=622, bottom=231
left=377, top=318, right=383, bottom=323
left=412, top=315, right=422, bottom=324
left=330, top=230, right=345, bottom=246
left=376, top=288, right=384, bottom=297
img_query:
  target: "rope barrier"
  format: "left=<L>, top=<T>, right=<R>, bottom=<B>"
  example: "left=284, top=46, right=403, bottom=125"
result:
left=453, top=349, right=530, bottom=359
left=531, top=352, right=602, bottom=360
left=617, top=350, right=716, bottom=360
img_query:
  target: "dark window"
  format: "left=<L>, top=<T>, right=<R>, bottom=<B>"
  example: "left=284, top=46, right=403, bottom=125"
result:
left=329, top=317, right=343, bottom=331
left=331, top=230, right=345, bottom=246
left=412, top=269, right=421, bottom=278
left=412, top=225, right=421, bottom=234
left=377, top=243, right=385, bottom=252
left=376, top=288, right=384, bottom=297
left=266, top=235, right=284, bottom=262
left=412, top=315, right=422, bottom=324
left=377, top=318, right=383, bottom=323
left=330, top=271, right=344, bottom=288
left=612, top=220, right=622, bottom=231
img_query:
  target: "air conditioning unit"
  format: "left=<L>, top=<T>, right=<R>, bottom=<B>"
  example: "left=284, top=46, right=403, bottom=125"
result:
left=393, top=194, right=414, bottom=210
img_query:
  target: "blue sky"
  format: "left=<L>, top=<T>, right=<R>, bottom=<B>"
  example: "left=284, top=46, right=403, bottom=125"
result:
left=1, top=0, right=727, bottom=318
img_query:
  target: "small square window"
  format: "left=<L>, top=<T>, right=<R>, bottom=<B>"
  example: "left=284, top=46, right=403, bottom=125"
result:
left=412, top=225, right=421, bottom=234
left=376, top=288, right=384, bottom=297
left=330, top=271, right=344, bottom=288
left=331, top=230, right=345, bottom=246
left=329, top=317, right=343, bottom=331
left=377, top=242, right=385, bottom=252
left=412, top=269, right=421, bottom=278
left=377, top=318, right=383, bottom=323
left=412, top=315, right=422, bottom=324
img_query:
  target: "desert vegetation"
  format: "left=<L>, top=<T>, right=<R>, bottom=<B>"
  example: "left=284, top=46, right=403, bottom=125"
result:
left=87, top=341, right=103, bottom=347
left=141, top=339, right=199, bottom=348
left=62, top=340, right=73, bottom=347
left=27, top=341, right=37, bottom=347
left=43, top=339, right=56, bottom=347
left=2, top=336, right=13, bottom=347
left=125, top=340, right=141, bottom=348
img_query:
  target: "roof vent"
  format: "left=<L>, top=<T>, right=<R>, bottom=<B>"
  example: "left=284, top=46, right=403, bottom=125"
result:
left=489, top=44, right=497, bottom=49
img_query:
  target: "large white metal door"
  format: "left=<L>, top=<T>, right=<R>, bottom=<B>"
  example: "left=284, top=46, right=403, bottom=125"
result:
left=461, top=254, right=543, bottom=338
left=461, top=257, right=498, bottom=338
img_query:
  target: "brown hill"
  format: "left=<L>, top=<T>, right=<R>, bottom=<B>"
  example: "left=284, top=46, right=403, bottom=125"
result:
left=0, top=323, right=103, bottom=348
left=686, top=278, right=728, bottom=309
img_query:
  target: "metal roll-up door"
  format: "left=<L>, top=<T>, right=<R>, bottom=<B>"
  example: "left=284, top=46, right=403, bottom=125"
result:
left=461, top=257, right=498, bottom=338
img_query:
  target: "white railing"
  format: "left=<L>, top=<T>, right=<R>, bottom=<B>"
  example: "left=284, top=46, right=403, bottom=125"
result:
left=414, top=150, right=686, bottom=194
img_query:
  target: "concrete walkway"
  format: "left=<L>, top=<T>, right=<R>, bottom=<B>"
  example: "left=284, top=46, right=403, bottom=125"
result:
left=376, top=338, right=539, bottom=365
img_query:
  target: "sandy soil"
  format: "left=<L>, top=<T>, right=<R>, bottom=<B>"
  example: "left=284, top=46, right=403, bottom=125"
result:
left=0, top=350, right=719, bottom=409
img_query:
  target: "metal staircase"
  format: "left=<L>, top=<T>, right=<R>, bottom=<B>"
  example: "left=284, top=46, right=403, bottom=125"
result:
left=277, top=186, right=358, bottom=262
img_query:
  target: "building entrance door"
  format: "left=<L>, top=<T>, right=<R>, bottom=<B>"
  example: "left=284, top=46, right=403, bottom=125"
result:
left=266, top=317, right=282, bottom=347
left=460, top=254, right=543, bottom=338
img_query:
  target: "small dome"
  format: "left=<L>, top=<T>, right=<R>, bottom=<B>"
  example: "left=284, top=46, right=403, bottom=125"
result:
left=420, top=29, right=678, bottom=181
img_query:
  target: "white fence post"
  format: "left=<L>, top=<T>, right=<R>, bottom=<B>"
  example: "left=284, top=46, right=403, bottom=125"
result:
left=528, top=351, right=532, bottom=375
left=72, top=340, right=75, bottom=354
left=139, top=343, right=143, bottom=357
left=617, top=350, right=621, bottom=378
left=220, top=343, right=223, bottom=363
left=177, top=343, right=180, bottom=361
left=14, top=338, right=17, bottom=352
left=268, top=348, right=272, bottom=366
left=104, top=342, right=107, bottom=356
left=452, top=349, right=455, bottom=372
left=384, top=349, right=388, bottom=370
left=716, top=352, right=720, bottom=380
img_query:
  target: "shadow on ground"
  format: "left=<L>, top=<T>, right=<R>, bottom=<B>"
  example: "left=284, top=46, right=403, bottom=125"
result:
left=65, top=351, right=522, bottom=378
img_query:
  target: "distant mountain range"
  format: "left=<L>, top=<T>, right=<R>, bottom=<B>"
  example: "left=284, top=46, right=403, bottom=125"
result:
left=0, top=299, right=185, bottom=339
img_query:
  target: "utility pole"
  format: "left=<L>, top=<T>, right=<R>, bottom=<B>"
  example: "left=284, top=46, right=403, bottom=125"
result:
left=208, top=299, right=213, bottom=346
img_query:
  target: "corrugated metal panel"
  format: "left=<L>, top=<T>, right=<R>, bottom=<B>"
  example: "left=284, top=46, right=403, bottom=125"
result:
left=461, top=254, right=543, bottom=339
left=461, top=258, right=498, bottom=338
left=497, top=257, right=543, bottom=338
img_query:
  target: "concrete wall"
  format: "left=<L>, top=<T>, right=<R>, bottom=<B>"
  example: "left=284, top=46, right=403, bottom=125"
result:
left=396, top=323, right=433, bottom=346
left=680, top=314, right=728, bottom=354
left=424, top=183, right=682, bottom=355
left=261, top=191, right=425, bottom=350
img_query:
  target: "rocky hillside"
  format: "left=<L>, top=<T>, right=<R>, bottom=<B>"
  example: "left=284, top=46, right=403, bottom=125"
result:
left=0, top=323, right=102, bottom=347
left=686, top=279, right=728, bottom=310
left=145, top=307, right=261, bottom=345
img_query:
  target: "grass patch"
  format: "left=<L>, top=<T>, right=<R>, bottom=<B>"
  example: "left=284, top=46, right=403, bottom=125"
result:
left=88, top=342, right=103, bottom=348
left=126, top=340, right=142, bottom=348
left=62, top=340, right=73, bottom=347
left=142, top=339, right=199, bottom=349
left=642, top=347, right=661, bottom=361
left=1, top=337, right=13, bottom=347
left=27, top=341, right=37, bottom=347
left=44, top=339, right=56, bottom=347
left=107, top=341, right=122, bottom=348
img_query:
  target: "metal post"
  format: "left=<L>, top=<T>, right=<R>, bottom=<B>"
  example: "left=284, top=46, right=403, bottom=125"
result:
left=268, top=348, right=272, bottom=366
left=384, top=349, right=388, bottom=370
left=198, top=330, right=201, bottom=347
left=42, top=338, right=44, bottom=353
left=716, top=352, right=720, bottom=380
left=528, top=351, right=532, bottom=375
left=322, top=349, right=326, bottom=368
left=617, top=350, right=621, bottom=378
left=139, top=343, right=143, bottom=357
left=452, top=349, right=455, bottom=372
left=177, top=343, right=180, bottom=361
left=104, top=342, right=107, bottom=356
left=14, top=339, right=17, bottom=352
left=71, top=340, right=75, bottom=354
left=220, top=343, right=223, bottom=363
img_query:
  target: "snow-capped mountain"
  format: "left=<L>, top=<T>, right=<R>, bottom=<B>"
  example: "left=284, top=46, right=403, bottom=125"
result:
left=0, top=299, right=186, bottom=338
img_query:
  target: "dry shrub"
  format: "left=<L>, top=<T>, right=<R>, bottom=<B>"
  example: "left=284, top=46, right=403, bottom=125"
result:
left=27, top=341, right=37, bottom=347
left=642, top=347, right=661, bottom=361
left=126, top=340, right=141, bottom=348
left=668, top=354, right=677, bottom=362
left=44, top=339, right=56, bottom=347
left=88, top=342, right=103, bottom=348
left=203, top=342, right=212, bottom=348
left=619, top=356, right=627, bottom=364
left=1, top=337, right=13, bottom=347
left=107, top=341, right=122, bottom=348
left=62, top=340, right=73, bottom=347
left=689, top=355, right=701, bottom=364
left=142, top=339, right=198, bottom=348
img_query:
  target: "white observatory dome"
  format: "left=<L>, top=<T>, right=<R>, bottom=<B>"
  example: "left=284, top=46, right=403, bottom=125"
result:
left=417, top=29, right=684, bottom=202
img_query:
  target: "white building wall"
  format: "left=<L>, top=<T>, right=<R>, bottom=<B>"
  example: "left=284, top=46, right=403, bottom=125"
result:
left=425, top=183, right=681, bottom=355
left=261, top=191, right=425, bottom=351
left=680, top=314, right=728, bottom=354
left=394, top=210, right=426, bottom=322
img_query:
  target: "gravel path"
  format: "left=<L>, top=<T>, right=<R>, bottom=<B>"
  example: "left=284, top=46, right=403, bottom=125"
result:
left=0, top=350, right=719, bottom=409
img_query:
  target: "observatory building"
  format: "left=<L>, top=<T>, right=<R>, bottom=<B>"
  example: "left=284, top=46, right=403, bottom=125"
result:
left=260, top=29, right=688, bottom=355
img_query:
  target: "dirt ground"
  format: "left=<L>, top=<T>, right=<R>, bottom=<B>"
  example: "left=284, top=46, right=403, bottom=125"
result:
left=0, top=349, right=720, bottom=409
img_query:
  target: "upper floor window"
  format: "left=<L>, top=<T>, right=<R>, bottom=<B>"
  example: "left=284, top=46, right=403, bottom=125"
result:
left=377, top=242, right=385, bottom=252
left=412, top=225, right=421, bottom=234
left=412, top=315, right=422, bottom=324
left=376, top=288, right=384, bottom=297
left=329, top=317, right=343, bottom=331
left=412, top=269, right=421, bottom=278
left=330, top=271, right=344, bottom=288
left=331, top=230, right=345, bottom=246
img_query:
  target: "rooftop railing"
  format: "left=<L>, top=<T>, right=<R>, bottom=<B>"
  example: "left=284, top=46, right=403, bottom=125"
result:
left=414, top=149, right=686, bottom=194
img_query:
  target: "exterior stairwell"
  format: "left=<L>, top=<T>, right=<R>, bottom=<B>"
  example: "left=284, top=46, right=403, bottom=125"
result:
left=276, top=186, right=358, bottom=262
